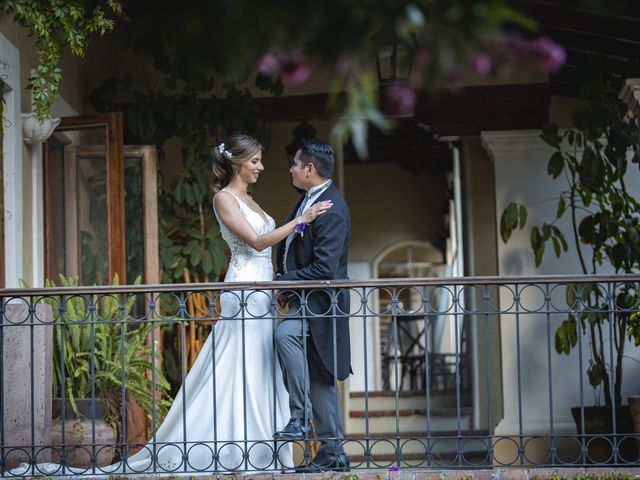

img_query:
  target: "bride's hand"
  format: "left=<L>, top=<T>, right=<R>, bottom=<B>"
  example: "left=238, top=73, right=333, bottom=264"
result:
left=300, top=200, right=333, bottom=224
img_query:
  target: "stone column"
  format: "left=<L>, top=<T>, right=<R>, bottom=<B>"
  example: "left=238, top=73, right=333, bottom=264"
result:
left=2, top=303, right=53, bottom=469
left=481, top=130, right=640, bottom=465
left=619, top=78, right=640, bottom=118
left=482, top=130, right=581, bottom=465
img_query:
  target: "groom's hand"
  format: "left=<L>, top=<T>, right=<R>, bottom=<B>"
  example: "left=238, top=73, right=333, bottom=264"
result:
left=275, top=290, right=289, bottom=309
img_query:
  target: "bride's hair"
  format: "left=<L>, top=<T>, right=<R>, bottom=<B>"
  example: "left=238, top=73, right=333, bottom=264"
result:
left=211, top=134, right=264, bottom=194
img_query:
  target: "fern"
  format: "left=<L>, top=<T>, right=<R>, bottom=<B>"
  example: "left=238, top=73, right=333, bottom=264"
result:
left=34, top=275, right=172, bottom=437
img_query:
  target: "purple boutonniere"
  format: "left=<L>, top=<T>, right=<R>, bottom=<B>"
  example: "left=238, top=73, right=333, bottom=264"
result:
left=294, top=222, right=307, bottom=237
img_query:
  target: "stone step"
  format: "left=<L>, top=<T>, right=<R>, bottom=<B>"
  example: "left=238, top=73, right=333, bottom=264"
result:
left=344, top=429, right=489, bottom=439
left=346, top=410, right=472, bottom=434
left=349, top=407, right=472, bottom=418
left=349, top=390, right=471, bottom=411
left=342, top=430, right=490, bottom=467
left=347, top=450, right=491, bottom=467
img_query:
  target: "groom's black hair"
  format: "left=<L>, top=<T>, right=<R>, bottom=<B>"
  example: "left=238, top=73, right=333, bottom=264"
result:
left=298, top=138, right=334, bottom=179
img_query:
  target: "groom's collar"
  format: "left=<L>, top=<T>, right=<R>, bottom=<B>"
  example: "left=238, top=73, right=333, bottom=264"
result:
left=306, top=179, right=331, bottom=198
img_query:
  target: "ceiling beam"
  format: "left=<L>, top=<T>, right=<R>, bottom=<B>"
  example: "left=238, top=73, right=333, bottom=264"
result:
left=528, top=0, right=640, bottom=41
left=255, top=83, right=550, bottom=137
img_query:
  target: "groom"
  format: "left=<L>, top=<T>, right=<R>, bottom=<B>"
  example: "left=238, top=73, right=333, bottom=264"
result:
left=273, top=139, right=351, bottom=472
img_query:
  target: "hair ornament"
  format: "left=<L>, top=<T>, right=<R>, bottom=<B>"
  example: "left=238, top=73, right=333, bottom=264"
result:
left=218, top=142, right=233, bottom=157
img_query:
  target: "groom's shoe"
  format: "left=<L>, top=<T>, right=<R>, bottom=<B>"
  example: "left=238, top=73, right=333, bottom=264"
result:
left=273, top=417, right=309, bottom=440
left=296, top=451, right=351, bottom=473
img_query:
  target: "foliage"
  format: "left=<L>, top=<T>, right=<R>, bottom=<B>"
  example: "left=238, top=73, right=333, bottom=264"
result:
left=500, top=84, right=640, bottom=406
left=119, top=0, right=562, bottom=158
left=90, top=35, right=274, bottom=390
left=0, top=0, right=123, bottom=119
left=33, top=274, right=171, bottom=434
left=91, top=77, right=270, bottom=284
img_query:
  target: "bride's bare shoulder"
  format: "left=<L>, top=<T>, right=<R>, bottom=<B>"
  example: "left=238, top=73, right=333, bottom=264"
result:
left=213, top=190, right=236, bottom=208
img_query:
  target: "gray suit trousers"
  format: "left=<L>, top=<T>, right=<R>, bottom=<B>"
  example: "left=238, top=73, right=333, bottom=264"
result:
left=274, top=315, right=344, bottom=453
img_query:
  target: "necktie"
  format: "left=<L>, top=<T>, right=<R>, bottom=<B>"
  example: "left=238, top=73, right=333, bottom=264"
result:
left=296, top=193, right=310, bottom=217
left=283, top=193, right=310, bottom=273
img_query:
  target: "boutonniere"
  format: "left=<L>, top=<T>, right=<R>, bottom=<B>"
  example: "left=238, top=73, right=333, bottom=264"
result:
left=294, top=223, right=307, bottom=237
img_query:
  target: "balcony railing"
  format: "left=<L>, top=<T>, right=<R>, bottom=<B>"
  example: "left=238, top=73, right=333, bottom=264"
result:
left=1, top=275, right=640, bottom=476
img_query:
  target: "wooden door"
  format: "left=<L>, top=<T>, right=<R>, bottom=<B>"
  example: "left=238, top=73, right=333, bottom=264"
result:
left=43, top=113, right=160, bottom=285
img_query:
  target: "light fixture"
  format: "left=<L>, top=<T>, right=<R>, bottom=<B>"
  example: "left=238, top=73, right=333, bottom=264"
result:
left=373, top=25, right=412, bottom=88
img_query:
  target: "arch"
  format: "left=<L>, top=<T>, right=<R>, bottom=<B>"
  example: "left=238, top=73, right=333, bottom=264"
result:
left=372, top=239, right=445, bottom=280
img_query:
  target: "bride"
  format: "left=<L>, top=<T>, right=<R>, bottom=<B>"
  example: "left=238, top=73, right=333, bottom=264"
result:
left=12, top=134, right=330, bottom=476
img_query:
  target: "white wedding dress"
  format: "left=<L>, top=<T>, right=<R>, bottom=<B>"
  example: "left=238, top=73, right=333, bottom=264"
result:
left=11, top=189, right=291, bottom=476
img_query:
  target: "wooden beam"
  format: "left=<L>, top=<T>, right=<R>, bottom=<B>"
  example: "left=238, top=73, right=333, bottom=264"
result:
left=106, top=112, right=126, bottom=284
left=528, top=1, right=640, bottom=42
left=343, top=121, right=453, bottom=173
left=254, top=83, right=550, bottom=136
left=414, top=83, right=550, bottom=136
left=57, top=112, right=126, bottom=285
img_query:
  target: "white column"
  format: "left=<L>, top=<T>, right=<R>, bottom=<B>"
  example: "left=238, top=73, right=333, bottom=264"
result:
left=1, top=33, right=23, bottom=288
left=481, top=130, right=578, bottom=437
left=347, top=261, right=376, bottom=392
left=29, top=147, right=44, bottom=287
left=483, top=129, right=640, bottom=436
left=619, top=78, right=640, bottom=118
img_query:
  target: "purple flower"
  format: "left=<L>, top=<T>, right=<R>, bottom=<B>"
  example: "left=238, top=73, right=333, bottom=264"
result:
left=470, top=53, right=492, bottom=76
left=294, top=223, right=307, bottom=237
left=381, top=84, right=417, bottom=118
left=280, top=51, right=310, bottom=86
left=256, top=51, right=279, bottom=75
left=532, top=36, right=566, bottom=74
left=389, top=466, right=399, bottom=472
left=257, top=49, right=311, bottom=86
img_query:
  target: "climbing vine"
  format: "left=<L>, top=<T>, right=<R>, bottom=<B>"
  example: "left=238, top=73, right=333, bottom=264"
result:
left=0, top=0, right=123, bottom=119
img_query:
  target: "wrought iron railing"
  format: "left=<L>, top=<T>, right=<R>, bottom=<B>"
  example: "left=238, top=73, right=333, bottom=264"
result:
left=1, top=275, right=640, bottom=476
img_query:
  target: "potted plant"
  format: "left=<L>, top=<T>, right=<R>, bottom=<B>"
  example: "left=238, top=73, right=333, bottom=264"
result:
left=500, top=84, right=640, bottom=462
left=40, top=275, right=172, bottom=467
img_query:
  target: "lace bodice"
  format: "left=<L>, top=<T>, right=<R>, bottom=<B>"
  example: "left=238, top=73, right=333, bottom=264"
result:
left=213, top=189, right=276, bottom=282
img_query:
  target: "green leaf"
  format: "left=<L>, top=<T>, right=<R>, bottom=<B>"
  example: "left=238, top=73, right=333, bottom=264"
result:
left=552, top=236, right=561, bottom=257
left=547, top=152, right=564, bottom=178
left=587, top=362, right=605, bottom=387
left=500, top=202, right=520, bottom=243
left=202, top=250, right=213, bottom=274
left=518, top=205, right=528, bottom=229
left=559, top=233, right=568, bottom=252
left=578, top=216, right=596, bottom=243
left=531, top=226, right=545, bottom=266
left=611, top=242, right=626, bottom=270
left=190, top=247, right=202, bottom=266
left=556, top=196, right=566, bottom=219
left=566, top=283, right=576, bottom=309
left=541, top=123, right=560, bottom=148
left=554, top=314, right=578, bottom=354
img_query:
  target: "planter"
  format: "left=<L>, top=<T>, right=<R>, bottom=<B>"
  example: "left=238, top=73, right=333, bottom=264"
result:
left=21, top=112, right=61, bottom=145
left=629, top=397, right=640, bottom=454
left=571, top=405, right=638, bottom=463
left=110, top=397, right=149, bottom=460
left=51, top=398, right=116, bottom=467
